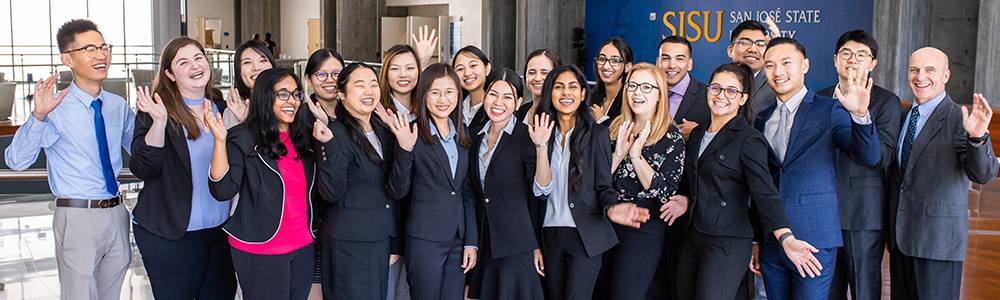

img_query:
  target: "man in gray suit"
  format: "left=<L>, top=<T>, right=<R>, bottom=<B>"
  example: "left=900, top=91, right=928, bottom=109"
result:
left=727, top=19, right=779, bottom=120
left=888, top=47, right=999, bottom=300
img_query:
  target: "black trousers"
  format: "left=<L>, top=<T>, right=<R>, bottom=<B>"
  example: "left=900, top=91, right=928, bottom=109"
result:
left=543, top=227, right=603, bottom=300
left=231, top=243, right=314, bottom=300
left=405, top=236, right=465, bottom=300
left=606, top=224, right=666, bottom=300
left=323, top=238, right=391, bottom=300
left=675, top=230, right=753, bottom=300
left=644, top=222, right=684, bottom=300
left=133, top=224, right=237, bottom=300
left=828, top=230, right=883, bottom=300
left=889, top=246, right=963, bottom=300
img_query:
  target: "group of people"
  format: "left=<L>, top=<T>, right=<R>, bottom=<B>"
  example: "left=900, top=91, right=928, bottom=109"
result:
left=4, top=16, right=996, bottom=300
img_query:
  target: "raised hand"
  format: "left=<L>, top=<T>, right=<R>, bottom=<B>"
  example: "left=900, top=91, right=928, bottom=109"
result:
left=781, top=236, right=823, bottom=278
left=373, top=102, right=392, bottom=125
left=305, top=99, right=329, bottom=124
left=528, top=113, right=555, bottom=147
left=313, top=119, right=333, bottom=143
left=834, top=67, right=873, bottom=117
left=591, top=104, right=607, bottom=121
left=385, top=110, right=418, bottom=151
left=461, top=247, right=477, bottom=274
left=533, top=249, right=545, bottom=276
left=410, top=25, right=440, bottom=66
left=226, top=88, right=249, bottom=123
left=629, top=121, right=651, bottom=159
left=677, top=119, right=698, bottom=140
left=962, top=93, right=993, bottom=138
left=607, top=202, right=651, bottom=228
left=659, top=194, right=689, bottom=225
left=203, top=101, right=227, bottom=142
left=135, top=86, right=168, bottom=123
left=31, top=74, right=69, bottom=121
left=613, top=120, right=635, bottom=160
left=765, top=15, right=781, bottom=39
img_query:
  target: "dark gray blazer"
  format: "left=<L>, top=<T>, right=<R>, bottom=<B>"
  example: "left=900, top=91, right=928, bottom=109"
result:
left=818, top=84, right=902, bottom=230
left=747, top=71, right=777, bottom=122
left=888, top=95, right=999, bottom=261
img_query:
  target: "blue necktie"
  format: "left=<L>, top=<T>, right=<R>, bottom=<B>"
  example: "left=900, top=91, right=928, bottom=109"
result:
left=900, top=105, right=920, bottom=172
left=91, top=99, right=118, bottom=197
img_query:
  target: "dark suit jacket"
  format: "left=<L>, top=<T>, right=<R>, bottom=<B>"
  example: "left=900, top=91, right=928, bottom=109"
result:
left=538, top=124, right=619, bottom=257
left=888, top=95, right=999, bottom=261
left=466, top=123, right=541, bottom=258
left=818, top=85, right=902, bottom=230
left=318, top=120, right=400, bottom=249
left=130, top=99, right=230, bottom=240
left=672, top=79, right=711, bottom=127
left=754, top=91, right=880, bottom=248
left=679, top=116, right=789, bottom=240
left=388, top=125, right=477, bottom=247
left=747, top=71, right=778, bottom=123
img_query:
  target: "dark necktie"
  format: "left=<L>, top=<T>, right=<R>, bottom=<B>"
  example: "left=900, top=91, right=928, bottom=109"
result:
left=91, top=99, right=118, bottom=196
left=900, top=105, right=920, bottom=172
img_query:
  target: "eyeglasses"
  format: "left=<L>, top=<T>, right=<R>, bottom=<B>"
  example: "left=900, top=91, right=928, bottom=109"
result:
left=626, top=81, right=659, bottom=94
left=595, top=55, right=625, bottom=68
left=313, top=70, right=341, bottom=82
left=62, top=43, right=113, bottom=56
left=275, top=90, right=305, bottom=102
left=428, top=88, right=459, bottom=101
left=733, top=38, right=768, bottom=49
left=707, top=84, right=746, bottom=99
left=836, top=50, right=873, bottom=62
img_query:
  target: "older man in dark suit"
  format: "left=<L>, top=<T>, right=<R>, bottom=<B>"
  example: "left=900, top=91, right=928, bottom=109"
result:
left=887, top=47, right=999, bottom=300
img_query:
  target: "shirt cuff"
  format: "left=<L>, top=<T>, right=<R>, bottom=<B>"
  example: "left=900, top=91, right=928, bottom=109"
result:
left=596, top=115, right=610, bottom=124
left=533, top=181, right=552, bottom=196
left=464, top=246, right=478, bottom=250
left=850, top=112, right=873, bottom=125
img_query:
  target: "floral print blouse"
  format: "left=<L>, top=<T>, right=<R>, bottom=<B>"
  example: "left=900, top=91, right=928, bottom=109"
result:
left=611, top=126, right=685, bottom=207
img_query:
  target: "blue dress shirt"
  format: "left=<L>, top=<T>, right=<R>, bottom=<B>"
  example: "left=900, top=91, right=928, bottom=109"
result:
left=897, top=92, right=947, bottom=164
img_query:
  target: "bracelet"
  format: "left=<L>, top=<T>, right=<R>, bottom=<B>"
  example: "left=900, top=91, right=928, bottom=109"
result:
left=778, top=232, right=795, bottom=244
left=536, top=143, right=547, bottom=149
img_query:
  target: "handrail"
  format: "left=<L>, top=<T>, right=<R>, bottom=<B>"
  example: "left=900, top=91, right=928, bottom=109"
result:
left=0, top=169, right=137, bottom=181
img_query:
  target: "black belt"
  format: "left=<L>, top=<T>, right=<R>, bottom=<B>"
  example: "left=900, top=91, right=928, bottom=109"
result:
left=56, top=195, right=123, bottom=209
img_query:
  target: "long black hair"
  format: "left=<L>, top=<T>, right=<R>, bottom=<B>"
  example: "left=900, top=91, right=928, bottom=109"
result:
left=246, top=68, right=314, bottom=160
left=592, top=37, right=633, bottom=107
left=413, top=63, right=471, bottom=147
left=305, top=48, right=345, bottom=76
left=234, top=40, right=277, bottom=99
left=708, top=63, right=755, bottom=123
left=334, top=62, right=388, bottom=164
left=534, top=65, right=594, bottom=191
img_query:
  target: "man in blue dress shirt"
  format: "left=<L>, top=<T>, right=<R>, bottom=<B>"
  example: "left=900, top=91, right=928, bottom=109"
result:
left=4, top=19, right=135, bottom=300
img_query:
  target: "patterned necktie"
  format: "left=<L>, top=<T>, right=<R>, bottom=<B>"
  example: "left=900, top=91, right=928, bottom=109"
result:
left=91, top=99, right=118, bottom=197
left=900, top=105, right=920, bottom=172
left=772, top=103, right=791, bottom=161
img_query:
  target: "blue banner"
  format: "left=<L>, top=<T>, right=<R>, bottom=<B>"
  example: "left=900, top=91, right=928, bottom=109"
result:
left=584, top=0, right=874, bottom=90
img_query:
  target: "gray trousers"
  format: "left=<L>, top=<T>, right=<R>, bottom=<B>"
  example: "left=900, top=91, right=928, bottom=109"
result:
left=53, top=205, right=132, bottom=300
left=388, top=256, right=412, bottom=300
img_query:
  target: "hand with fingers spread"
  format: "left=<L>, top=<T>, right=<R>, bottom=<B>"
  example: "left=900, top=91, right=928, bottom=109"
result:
left=305, top=99, right=329, bottom=124
left=385, top=110, right=418, bottom=151
left=411, top=25, right=440, bottom=67
left=203, top=101, right=228, bottom=142
left=31, top=74, right=69, bottom=121
left=613, top=120, right=635, bottom=161
left=227, top=88, right=250, bottom=123
left=781, top=235, right=823, bottom=278
left=528, top=113, right=555, bottom=147
left=834, top=67, right=873, bottom=117
left=373, top=102, right=392, bottom=125
left=607, top=202, right=651, bottom=228
left=659, top=194, right=688, bottom=225
left=629, top=121, right=651, bottom=159
left=591, top=104, right=607, bottom=122
left=765, top=16, right=781, bottom=39
left=962, top=93, right=993, bottom=138
left=461, top=247, right=478, bottom=274
left=135, top=86, right=168, bottom=123
left=533, top=249, right=545, bottom=276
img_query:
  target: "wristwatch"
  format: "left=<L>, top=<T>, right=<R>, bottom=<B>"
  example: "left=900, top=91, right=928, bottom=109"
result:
left=968, top=132, right=989, bottom=144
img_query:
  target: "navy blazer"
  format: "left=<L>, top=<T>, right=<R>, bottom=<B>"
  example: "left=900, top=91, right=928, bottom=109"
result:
left=388, top=124, right=478, bottom=247
left=753, top=90, right=880, bottom=248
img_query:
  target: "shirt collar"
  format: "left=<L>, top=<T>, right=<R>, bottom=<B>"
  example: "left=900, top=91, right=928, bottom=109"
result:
left=777, top=86, right=809, bottom=114
left=68, top=81, right=104, bottom=107
left=669, top=74, right=691, bottom=96
left=915, top=92, right=947, bottom=117
left=479, top=116, right=517, bottom=136
left=430, top=118, right=458, bottom=141
left=392, top=95, right=411, bottom=115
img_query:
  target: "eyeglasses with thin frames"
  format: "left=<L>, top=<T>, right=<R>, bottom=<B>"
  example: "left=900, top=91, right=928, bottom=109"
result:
left=62, top=44, right=113, bottom=57
left=707, top=84, right=746, bottom=99
left=626, top=81, right=660, bottom=94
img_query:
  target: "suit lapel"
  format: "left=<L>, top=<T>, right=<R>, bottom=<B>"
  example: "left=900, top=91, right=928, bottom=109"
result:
left=673, top=82, right=701, bottom=121
left=430, top=141, right=456, bottom=188
left=167, top=123, right=192, bottom=173
left=698, top=121, right=739, bottom=164
left=483, top=130, right=512, bottom=185
left=904, top=97, right=952, bottom=175
left=781, top=92, right=816, bottom=165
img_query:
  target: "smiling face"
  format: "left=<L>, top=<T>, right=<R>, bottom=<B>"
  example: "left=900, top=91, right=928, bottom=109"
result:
left=657, top=42, right=693, bottom=86
left=339, top=68, right=380, bottom=117
left=727, top=29, right=768, bottom=71
left=625, top=70, right=661, bottom=118
left=60, top=30, right=110, bottom=83
left=907, top=47, right=950, bottom=104
left=551, top=71, right=585, bottom=117
left=525, top=56, right=555, bottom=99
left=484, top=80, right=520, bottom=124
left=596, top=43, right=627, bottom=84
left=833, top=41, right=878, bottom=82
left=425, top=77, right=460, bottom=121
left=453, top=52, right=490, bottom=92
left=763, top=43, right=809, bottom=100
left=272, top=76, right=301, bottom=129
left=240, top=48, right=273, bottom=89
left=166, top=44, right=211, bottom=94
left=388, top=52, right=419, bottom=95
left=309, top=57, right=343, bottom=102
left=707, top=72, right=748, bottom=118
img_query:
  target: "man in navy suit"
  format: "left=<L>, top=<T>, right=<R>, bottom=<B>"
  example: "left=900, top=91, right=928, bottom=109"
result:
left=753, top=37, right=881, bottom=300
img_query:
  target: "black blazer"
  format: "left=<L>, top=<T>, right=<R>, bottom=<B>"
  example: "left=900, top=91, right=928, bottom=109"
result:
left=388, top=124, right=477, bottom=247
left=538, top=124, right=619, bottom=257
left=130, top=99, right=229, bottom=240
left=678, top=116, right=789, bottom=240
left=817, top=84, right=902, bottom=230
left=466, top=122, right=541, bottom=258
left=208, top=125, right=318, bottom=243
left=318, top=120, right=400, bottom=249
left=672, top=79, right=711, bottom=126
left=469, top=108, right=490, bottom=133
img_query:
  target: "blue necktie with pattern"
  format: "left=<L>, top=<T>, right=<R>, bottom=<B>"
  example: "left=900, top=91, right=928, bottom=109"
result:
left=900, top=105, right=920, bottom=172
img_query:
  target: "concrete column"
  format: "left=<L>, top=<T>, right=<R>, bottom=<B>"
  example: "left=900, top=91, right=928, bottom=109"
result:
left=333, top=0, right=385, bottom=62
left=513, top=0, right=585, bottom=73
left=929, top=0, right=979, bottom=104
left=152, top=0, right=182, bottom=53
left=239, top=0, right=281, bottom=48
left=483, top=0, right=517, bottom=70
left=974, top=0, right=1000, bottom=106
left=321, top=0, right=336, bottom=50
left=872, top=0, right=932, bottom=101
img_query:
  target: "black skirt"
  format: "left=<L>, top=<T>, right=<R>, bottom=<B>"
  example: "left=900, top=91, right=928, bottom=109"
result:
left=473, top=217, right=544, bottom=300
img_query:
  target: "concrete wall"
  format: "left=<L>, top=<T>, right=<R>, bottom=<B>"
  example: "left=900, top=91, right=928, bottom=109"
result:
left=240, top=0, right=282, bottom=48
left=151, top=0, right=182, bottom=53
left=975, top=0, right=1000, bottom=102
left=281, top=0, right=321, bottom=58
left=187, top=0, right=237, bottom=50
